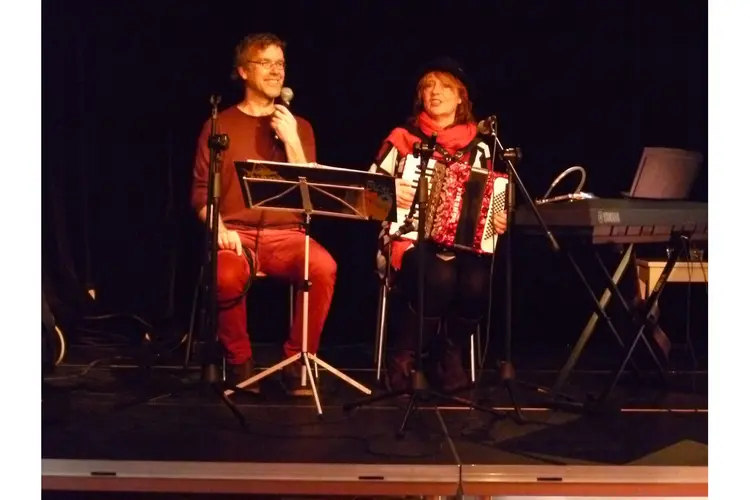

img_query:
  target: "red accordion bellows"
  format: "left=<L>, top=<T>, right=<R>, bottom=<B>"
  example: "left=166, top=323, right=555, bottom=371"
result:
left=425, top=161, right=508, bottom=254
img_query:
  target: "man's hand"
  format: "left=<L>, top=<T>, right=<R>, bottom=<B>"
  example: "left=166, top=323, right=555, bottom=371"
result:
left=493, top=210, right=508, bottom=235
left=271, top=105, right=301, bottom=146
left=395, top=178, right=416, bottom=210
left=218, top=228, right=243, bottom=255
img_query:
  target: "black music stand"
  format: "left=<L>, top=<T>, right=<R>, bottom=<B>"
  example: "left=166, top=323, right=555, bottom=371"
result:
left=226, top=160, right=397, bottom=416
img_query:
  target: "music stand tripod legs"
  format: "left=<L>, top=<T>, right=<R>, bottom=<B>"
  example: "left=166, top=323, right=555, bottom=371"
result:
left=224, top=179, right=372, bottom=416
left=342, top=135, right=508, bottom=437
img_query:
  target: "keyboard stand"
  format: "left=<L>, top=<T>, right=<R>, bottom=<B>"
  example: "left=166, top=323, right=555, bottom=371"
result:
left=510, top=197, right=707, bottom=410
left=548, top=235, right=690, bottom=410
left=548, top=243, right=644, bottom=401
left=592, top=234, right=691, bottom=406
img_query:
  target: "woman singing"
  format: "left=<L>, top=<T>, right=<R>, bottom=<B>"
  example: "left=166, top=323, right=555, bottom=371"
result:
left=370, top=57, right=508, bottom=393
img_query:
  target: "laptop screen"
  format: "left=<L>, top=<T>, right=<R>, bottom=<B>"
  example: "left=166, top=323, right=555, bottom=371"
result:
left=626, top=147, right=704, bottom=200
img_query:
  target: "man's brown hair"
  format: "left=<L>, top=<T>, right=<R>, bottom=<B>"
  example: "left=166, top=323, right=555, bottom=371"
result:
left=232, top=33, right=286, bottom=80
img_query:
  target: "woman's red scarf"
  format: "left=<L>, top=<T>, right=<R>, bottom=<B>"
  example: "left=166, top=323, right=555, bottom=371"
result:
left=383, top=112, right=479, bottom=271
left=385, top=111, right=478, bottom=158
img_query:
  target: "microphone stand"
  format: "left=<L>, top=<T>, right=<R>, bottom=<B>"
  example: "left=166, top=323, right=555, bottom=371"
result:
left=343, top=133, right=507, bottom=439
left=479, top=123, right=559, bottom=409
left=459, top=120, right=529, bottom=426
left=193, top=95, right=246, bottom=426
left=484, top=123, right=625, bottom=413
left=491, top=122, right=528, bottom=424
left=112, top=96, right=249, bottom=424
left=410, top=134, right=436, bottom=407
left=202, top=95, right=245, bottom=426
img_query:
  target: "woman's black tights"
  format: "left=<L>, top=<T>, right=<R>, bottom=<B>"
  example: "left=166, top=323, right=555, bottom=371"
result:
left=397, top=244, right=492, bottom=321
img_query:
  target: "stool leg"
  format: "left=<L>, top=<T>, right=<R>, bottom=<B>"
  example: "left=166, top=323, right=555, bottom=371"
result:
left=375, top=284, right=388, bottom=382
left=374, top=284, right=384, bottom=365
left=470, top=331, right=476, bottom=383
left=476, top=323, right=482, bottom=367
left=183, top=267, right=203, bottom=368
left=289, top=284, right=294, bottom=329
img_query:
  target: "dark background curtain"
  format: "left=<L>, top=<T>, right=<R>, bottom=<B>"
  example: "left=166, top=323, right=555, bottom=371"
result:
left=42, top=0, right=707, bottom=360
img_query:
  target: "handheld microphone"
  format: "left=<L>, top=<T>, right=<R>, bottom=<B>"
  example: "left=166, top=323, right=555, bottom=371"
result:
left=279, top=87, right=294, bottom=108
left=274, top=87, right=294, bottom=141
left=477, top=115, right=497, bottom=135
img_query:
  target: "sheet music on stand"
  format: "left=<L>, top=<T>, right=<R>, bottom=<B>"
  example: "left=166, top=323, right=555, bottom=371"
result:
left=229, top=159, right=396, bottom=416
left=235, top=159, right=397, bottom=224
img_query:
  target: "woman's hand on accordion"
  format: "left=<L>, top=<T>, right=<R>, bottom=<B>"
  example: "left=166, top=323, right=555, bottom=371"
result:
left=395, top=178, right=416, bottom=209
left=493, top=210, right=508, bottom=235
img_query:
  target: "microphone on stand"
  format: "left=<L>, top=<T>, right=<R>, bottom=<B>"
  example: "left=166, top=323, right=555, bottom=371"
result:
left=383, top=219, right=415, bottom=246
left=274, top=87, right=294, bottom=141
left=477, top=115, right=497, bottom=135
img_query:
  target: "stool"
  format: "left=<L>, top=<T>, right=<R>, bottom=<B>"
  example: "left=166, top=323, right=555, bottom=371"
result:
left=636, top=259, right=709, bottom=298
left=183, top=269, right=294, bottom=371
left=636, top=258, right=708, bottom=367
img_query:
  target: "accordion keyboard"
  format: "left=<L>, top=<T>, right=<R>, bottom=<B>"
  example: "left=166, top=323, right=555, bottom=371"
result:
left=482, top=188, right=507, bottom=242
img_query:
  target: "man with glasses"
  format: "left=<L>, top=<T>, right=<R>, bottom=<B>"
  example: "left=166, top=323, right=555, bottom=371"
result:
left=191, top=33, right=337, bottom=396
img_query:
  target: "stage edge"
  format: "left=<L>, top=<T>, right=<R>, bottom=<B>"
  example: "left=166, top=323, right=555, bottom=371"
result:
left=460, top=464, right=708, bottom=497
left=41, top=459, right=460, bottom=497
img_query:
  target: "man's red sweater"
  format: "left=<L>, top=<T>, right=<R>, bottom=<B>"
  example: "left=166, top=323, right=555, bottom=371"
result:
left=191, top=105, right=316, bottom=229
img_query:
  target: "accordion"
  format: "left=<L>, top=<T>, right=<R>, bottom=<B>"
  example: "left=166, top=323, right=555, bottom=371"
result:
left=389, top=154, right=508, bottom=254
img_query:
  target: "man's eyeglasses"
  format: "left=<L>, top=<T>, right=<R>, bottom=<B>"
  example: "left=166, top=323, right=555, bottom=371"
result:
left=249, top=60, right=286, bottom=71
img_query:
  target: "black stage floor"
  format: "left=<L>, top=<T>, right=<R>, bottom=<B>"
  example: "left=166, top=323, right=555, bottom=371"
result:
left=42, top=342, right=708, bottom=498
